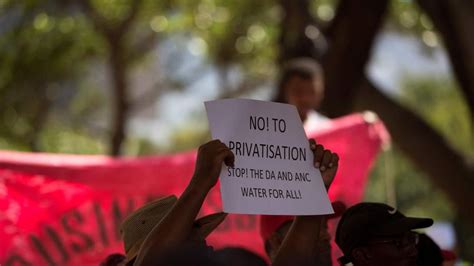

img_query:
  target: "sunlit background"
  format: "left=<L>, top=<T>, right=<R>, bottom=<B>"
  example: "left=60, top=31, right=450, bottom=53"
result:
left=1, top=0, right=473, bottom=262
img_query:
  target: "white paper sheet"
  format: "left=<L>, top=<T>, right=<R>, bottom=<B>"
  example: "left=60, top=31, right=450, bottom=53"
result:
left=205, top=99, right=334, bottom=215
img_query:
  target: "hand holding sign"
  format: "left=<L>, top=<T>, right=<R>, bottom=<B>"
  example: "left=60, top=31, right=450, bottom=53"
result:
left=191, top=140, right=235, bottom=191
left=309, top=138, right=339, bottom=190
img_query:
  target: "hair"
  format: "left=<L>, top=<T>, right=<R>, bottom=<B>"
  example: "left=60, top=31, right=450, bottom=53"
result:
left=273, top=58, right=324, bottom=103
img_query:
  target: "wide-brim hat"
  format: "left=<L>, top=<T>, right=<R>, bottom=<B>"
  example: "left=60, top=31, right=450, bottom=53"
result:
left=120, top=195, right=227, bottom=262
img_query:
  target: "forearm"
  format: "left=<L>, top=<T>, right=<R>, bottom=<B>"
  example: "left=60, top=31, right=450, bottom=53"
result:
left=273, top=216, right=323, bottom=266
left=134, top=179, right=210, bottom=265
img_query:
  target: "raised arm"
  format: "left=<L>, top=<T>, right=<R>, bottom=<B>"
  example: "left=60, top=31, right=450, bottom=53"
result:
left=134, top=140, right=234, bottom=265
left=273, top=139, right=339, bottom=266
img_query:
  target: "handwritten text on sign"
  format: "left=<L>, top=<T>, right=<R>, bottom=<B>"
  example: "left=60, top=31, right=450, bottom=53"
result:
left=205, top=99, right=333, bottom=215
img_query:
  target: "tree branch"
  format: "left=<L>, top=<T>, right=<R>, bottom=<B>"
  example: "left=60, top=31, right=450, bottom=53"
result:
left=126, top=31, right=158, bottom=64
left=76, top=0, right=110, bottom=36
left=278, top=0, right=323, bottom=63
left=116, top=0, right=143, bottom=36
left=355, top=78, right=474, bottom=222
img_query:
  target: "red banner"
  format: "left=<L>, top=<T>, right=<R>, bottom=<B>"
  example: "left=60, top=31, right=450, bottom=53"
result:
left=0, top=113, right=388, bottom=266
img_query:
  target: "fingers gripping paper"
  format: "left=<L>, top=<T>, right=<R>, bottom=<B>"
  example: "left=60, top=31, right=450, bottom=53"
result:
left=205, top=99, right=334, bottom=215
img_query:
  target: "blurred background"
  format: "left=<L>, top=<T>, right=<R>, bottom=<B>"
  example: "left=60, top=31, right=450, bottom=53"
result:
left=0, top=0, right=473, bottom=262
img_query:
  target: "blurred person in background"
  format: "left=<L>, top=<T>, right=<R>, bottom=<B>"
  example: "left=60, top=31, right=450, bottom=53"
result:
left=270, top=58, right=334, bottom=265
left=273, top=58, right=330, bottom=132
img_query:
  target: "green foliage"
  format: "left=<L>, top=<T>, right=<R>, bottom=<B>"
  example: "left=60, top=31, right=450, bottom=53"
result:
left=0, top=1, right=102, bottom=148
left=38, top=121, right=107, bottom=154
left=366, top=147, right=455, bottom=220
left=365, top=76, right=472, bottom=221
left=90, top=0, right=135, bottom=23
left=166, top=0, right=280, bottom=78
left=0, top=0, right=171, bottom=152
left=163, top=125, right=210, bottom=154
left=400, top=77, right=473, bottom=156
left=124, top=138, right=161, bottom=156
left=309, top=0, right=338, bottom=22
left=389, top=0, right=440, bottom=48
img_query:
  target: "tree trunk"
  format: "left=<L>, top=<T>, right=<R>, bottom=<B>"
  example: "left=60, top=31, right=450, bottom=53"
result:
left=27, top=99, right=51, bottom=152
left=78, top=0, right=141, bottom=156
left=321, top=0, right=389, bottom=116
left=278, top=0, right=322, bottom=63
left=26, top=85, right=51, bottom=152
left=108, top=42, right=128, bottom=156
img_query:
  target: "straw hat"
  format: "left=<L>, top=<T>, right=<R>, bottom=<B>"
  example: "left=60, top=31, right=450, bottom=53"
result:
left=120, top=195, right=227, bottom=262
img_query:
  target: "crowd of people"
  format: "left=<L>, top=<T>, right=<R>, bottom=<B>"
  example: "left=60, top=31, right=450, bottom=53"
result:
left=100, top=59, right=457, bottom=266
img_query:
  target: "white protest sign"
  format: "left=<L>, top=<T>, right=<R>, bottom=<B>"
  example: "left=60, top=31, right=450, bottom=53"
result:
left=205, top=99, right=334, bottom=215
